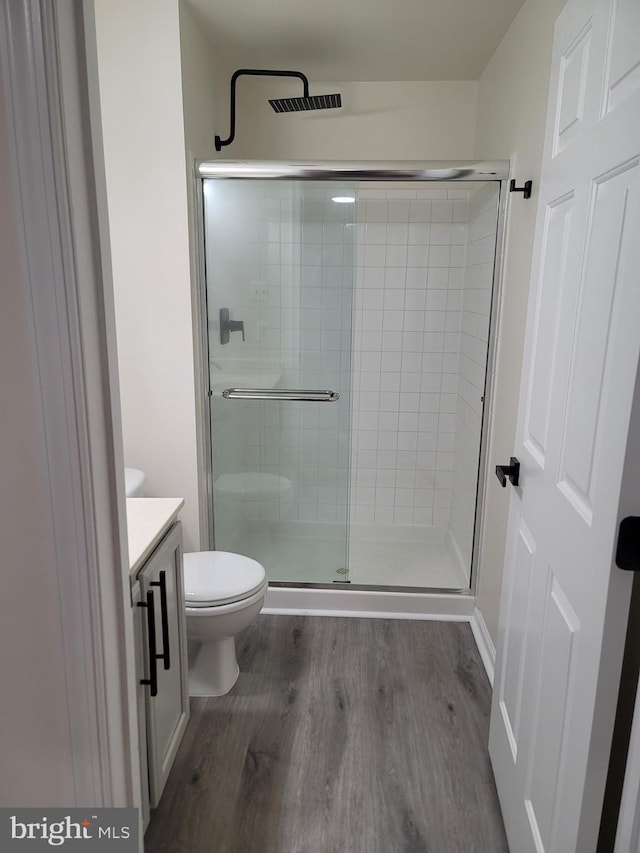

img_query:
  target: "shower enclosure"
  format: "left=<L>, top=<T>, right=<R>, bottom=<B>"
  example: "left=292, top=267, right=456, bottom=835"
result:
left=198, top=161, right=507, bottom=593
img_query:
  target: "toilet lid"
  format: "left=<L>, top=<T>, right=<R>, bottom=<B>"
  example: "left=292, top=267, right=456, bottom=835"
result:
left=213, top=472, right=292, bottom=501
left=183, top=551, right=267, bottom=607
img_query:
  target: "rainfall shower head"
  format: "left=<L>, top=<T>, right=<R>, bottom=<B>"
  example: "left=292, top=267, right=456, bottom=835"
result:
left=269, top=92, right=342, bottom=113
left=215, top=69, right=343, bottom=150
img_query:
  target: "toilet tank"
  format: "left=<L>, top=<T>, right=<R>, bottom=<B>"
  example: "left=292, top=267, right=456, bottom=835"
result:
left=124, top=467, right=146, bottom=497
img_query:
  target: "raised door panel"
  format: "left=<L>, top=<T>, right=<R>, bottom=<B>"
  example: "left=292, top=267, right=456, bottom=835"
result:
left=524, top=573, right=580, bottom=852
left=557, top=159, right=640, bottom=525
left=602, top=0, right=640, bottom=115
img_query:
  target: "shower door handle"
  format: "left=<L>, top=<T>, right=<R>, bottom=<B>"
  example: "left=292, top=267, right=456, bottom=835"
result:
left=222, top=388, right=340, bottom=402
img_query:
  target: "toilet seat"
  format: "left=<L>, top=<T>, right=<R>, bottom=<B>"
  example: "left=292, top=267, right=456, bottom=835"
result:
left=184, top=551, right=267, bottom=608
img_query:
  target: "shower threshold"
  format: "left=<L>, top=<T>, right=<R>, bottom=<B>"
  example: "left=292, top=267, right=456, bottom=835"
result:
left=240, top=520, right=469, bottom=591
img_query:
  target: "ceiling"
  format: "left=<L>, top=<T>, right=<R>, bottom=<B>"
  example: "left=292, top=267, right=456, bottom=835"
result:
left=185, top=0, right=526, bottom=83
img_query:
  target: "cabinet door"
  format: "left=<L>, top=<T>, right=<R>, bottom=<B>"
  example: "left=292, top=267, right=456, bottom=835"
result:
left=138, top=521, right=189, bottom=808
left=131, top=580, right=150, bottom=830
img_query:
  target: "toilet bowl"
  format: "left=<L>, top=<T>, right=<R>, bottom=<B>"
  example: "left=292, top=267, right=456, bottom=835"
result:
left=183, top=551, right=267, bottom=697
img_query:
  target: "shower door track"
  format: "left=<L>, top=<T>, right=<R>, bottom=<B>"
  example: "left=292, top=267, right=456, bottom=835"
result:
left=197, top=160, right=509, bottom=182
left=193, top=160, right=511, bottom=600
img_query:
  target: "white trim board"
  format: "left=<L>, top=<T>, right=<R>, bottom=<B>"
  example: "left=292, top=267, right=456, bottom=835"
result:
left=469, top=607, right=496, bottom=687
left=264, top=586, right=475, bottom=620
left=0, top=0, right=138, bottom=811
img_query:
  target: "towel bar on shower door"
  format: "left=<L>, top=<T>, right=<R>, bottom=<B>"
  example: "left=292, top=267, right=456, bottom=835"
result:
left=221, top=388, right=340, bottom=402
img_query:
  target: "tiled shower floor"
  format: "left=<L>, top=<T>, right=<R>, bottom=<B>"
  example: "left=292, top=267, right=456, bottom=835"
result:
left=239, top=522, right=468, bottom=589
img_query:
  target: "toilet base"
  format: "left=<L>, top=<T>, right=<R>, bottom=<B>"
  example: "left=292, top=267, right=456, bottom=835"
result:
left=188, top=636, right=239, bottom=697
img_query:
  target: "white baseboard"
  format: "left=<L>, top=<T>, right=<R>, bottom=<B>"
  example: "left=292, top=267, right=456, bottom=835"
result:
left=264, top=586, right=475, bottom=621
left=469, top=606, right=496, bottom=687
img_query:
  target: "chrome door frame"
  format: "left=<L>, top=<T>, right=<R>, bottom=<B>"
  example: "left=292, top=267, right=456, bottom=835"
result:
left=192, top=161, right=511, bottom=596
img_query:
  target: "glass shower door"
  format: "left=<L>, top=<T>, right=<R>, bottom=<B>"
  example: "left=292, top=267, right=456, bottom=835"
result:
left=202, top=178, right=355, bottom=583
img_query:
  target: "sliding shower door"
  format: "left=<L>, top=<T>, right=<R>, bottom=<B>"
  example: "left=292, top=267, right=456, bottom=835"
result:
left=203, top=179, right=355, bottom=583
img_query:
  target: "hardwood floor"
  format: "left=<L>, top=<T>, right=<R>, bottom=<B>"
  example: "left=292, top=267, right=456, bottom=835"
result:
left=145, top=616, right=508, bottom=853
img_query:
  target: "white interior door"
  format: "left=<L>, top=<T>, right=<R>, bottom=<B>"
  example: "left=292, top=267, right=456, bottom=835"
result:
left=489, top=0, right=640, bottom=850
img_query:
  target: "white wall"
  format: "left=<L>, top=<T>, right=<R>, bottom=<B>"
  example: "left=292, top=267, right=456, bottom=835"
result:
left=95, top=0, right=200, bottom=550
left=473, top=0, right=567, bottom=643
left=0, top=64, right=75, bottom=805
left=226, top=79, right=479, bottom=161
left=178, top=0, right=223, bottom=546
left=179, top=1, right=222, bottom=164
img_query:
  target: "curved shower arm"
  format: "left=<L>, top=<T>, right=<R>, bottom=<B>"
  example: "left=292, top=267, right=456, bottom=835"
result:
left=215, top=69, right=311, bottom=151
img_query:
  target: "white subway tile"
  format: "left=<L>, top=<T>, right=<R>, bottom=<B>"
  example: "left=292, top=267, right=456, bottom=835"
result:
left=379, top=392, right=400, bottom=412
left=404, top=312, right=425, bottom=333
left=387, top=223, right=409, bottom=245
left=374, top=505, right=395, bottom=523
left=398, top=412, right=419, bottom=431
left=364, top=245, right=386, bottom=266
left=396, top=469, right=416, bottom=488
left=406, top=268, right=428, bottom=289
left=395, top=488, right=415, bottom=507
left=376, top=486, right=395, bottom=506
left=409, top=200, right=431, bottom=222
left=362, top=310, right=384, bottom=331
left=383, top=310, right=405, bottom=332
left=387, top=200, right=410, bottom=222
left=383, top=289, right=406, bottom=310
left=398, top=432, right=418, bottom=451
left=407, top=245, right=429, bottom=267
left=394, top=506, right=414, bottom=524
left=404, top=290, right=426, bottom=311
left=378, top=431, right=399, bottom=450
left=360, top=350, right=382, bottom=372
left=384, top=267, right=407, bottom=288
left=382, top=330, right=403, bottom=351
left=378, top=411, right=399, bottom=431
left=400, top=392, right=420, bottom=412
left=365, top=223, right=388, bottom=244
left=381, top=351, right=402, bottom=372
left=376, top=468, right=396, bottom=488
left=386, top=245, right=408, bottom=267
left=413, top=506, right=434, bottom=525
left=363, top=289, right=385, bottom=310
left=408, top=223, right=429, bottom=244
left=414, top=489, right=435, bottom=507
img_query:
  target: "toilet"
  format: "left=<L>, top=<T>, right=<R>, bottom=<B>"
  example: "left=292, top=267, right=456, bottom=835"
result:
left=124, top=467, right=146, bottom=497
left=183, top=551, right=268, bottom=696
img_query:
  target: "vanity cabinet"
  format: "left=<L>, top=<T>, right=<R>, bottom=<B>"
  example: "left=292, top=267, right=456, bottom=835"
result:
left=133, top=520, right=189, bottom=813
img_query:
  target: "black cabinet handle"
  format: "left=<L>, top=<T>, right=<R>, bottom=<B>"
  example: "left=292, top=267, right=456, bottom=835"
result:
left=137, top=591, right=158, bottom=697
left=496, top=457, right=520, bottom=488
left=150, top=571, right=171, bottom=671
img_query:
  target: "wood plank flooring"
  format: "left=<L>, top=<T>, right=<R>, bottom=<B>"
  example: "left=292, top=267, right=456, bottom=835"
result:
left=144, top=616, right=508, bottom=853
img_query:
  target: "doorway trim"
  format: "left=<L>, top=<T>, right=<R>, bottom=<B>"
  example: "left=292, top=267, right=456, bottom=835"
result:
left=0, top=0, right=139, bottom=811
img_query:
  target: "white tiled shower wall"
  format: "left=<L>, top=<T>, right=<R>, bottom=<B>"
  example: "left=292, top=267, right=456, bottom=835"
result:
left=350, top=186, right=470, bottom=528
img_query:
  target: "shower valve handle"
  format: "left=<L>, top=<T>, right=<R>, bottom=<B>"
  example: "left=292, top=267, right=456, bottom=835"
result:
left=220, top=308, right=245, bottom=344
left=496, top=457, right=520, bottom=488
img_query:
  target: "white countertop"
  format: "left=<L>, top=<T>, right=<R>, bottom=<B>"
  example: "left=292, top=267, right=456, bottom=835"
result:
left=126, top=497, right=184, bottom=575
